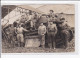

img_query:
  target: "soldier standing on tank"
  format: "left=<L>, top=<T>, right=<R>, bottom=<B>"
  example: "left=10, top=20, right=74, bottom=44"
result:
left=47, top=22, right=57, bottom=49
left=48, top=10, right=55, bottom=21
left=49, top=10, right=55, bottom=17
left=38, top=23, right=46, bottom=48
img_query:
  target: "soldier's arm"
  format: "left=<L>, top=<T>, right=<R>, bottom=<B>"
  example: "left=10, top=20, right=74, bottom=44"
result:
left=23, top=28, right=29, bottom=32
left=44, top=26, right=47, bottom=34
left=46, top=27, right=48, bottom=33
left=6, top=29, right=9, bottom=34
left=38, top=27, right=40, bottom=34
left=42, top=26, right=46, bottom=35
left=14, top=28, right=17, bottom=34
left=54, top=25, right=57, bottom=33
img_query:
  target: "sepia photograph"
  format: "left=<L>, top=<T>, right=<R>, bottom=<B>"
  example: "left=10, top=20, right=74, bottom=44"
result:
left=1, top=4, right=75, bottom=53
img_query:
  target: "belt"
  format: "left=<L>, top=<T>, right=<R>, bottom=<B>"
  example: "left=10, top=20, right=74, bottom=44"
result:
left=9, top=33, right=13, bottom=34
left=17, top=33, right=22, bottom=34
left=48, top=31, right=55, bottom=32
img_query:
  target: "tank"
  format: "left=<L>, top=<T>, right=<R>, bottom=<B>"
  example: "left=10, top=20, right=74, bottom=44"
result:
left=18, top=15, right=74, bottom=42
left=13, top=15, right=74, bottom=48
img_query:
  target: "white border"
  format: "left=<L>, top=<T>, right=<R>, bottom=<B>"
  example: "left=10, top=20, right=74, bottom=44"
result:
left=1, top=1, right=79, bottom=58
left=1, top=1, right=79, bottom=5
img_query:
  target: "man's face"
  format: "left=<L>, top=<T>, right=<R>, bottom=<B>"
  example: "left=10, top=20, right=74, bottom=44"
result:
left=50, top=10, right=53, bottom=14
left=50, top=22, right=53, bottom=25
left=21, top=15, right=24, bottom=18
left=41, top=23, right=43, bottom=26
left=19, top=25, right=21, bottom=27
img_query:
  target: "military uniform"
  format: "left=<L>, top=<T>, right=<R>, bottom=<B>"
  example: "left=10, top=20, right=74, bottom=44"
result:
left=27, top=15, right=34, bottom=30
left=7, top=26, right=14, bottom=48
left=60, top=22, right=69, bottom=48
left=57, top=20, right=69, bottom=48
left=47, top=23, right=57, bottom=49
left=17, top=27, right=28, bottom=47
left=48, top=12, right=55, bottom=22
left=38, top=25, right=46, bottom=48
left=13, top=27, right=17, bottom=47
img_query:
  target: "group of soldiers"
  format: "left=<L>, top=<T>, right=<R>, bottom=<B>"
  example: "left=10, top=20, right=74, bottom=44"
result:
left=38, top=10, right=68, bottom=49
left=38, top=22, right=57, bottom=49
left=4, top=10, right=69, bottom=49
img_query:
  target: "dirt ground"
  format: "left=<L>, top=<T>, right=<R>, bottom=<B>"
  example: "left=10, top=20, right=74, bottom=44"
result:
left=2, top=38, right=75, bottom=53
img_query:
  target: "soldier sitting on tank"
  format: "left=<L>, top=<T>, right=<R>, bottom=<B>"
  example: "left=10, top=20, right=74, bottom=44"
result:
left=25, top=11, right=34, bottom=31
left=21, top=14, right=26, bottom=23
left=55, top=13, right=65, bottom=38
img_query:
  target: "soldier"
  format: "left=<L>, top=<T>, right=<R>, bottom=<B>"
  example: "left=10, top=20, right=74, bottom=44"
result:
left=20, top=14, right=27, bottom=23
left=26, top=12, right=34, bottom=31
left=38, top=23, right=46, bottom=48
left=7, top=24, right=14, bottom=48
left=60, top=18, right=70, bottom=48
left=58, top=12, right=64, bottom=21
left=47, top=22, right=57, bottom=49
left=48, top=10, right=55, bottom=21
left=31, top=12, right=37, bottom=30
left=49, top=10, right=55, bottom=17
left=16, top=24, right=28, bottom=47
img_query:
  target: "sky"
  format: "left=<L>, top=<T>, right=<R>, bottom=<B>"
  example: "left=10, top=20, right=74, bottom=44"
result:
left=29, top=5, right=44, bottom=9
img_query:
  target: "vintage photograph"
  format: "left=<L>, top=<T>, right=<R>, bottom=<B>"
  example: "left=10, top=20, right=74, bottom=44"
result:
left=1, top=4, right=75, bottom=53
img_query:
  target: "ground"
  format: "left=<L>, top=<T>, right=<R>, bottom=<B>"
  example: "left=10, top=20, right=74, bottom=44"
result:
left=2, top=38, right=75, bottom=53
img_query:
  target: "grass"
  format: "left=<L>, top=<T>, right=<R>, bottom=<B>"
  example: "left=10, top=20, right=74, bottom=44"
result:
left=2, top=38, right=75, bottom=53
